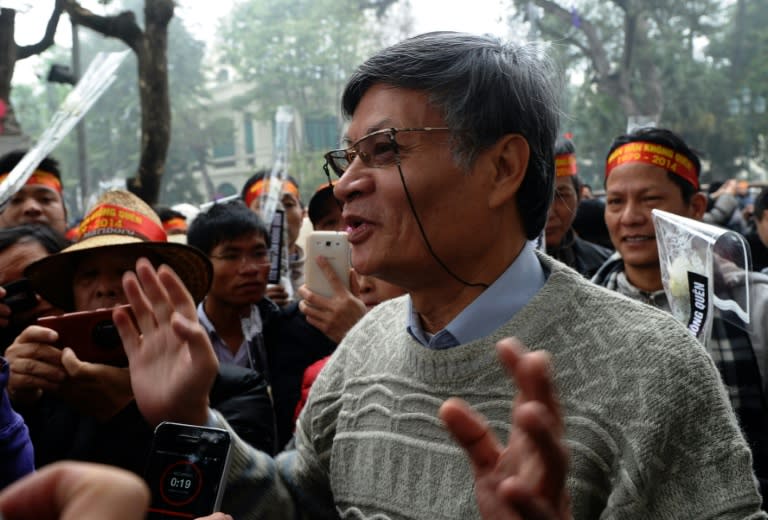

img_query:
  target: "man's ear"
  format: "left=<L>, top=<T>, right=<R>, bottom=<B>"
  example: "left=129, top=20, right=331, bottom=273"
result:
left=487, top=134, right=529, bottom=209
left=690, top=191, right=708, bottom=220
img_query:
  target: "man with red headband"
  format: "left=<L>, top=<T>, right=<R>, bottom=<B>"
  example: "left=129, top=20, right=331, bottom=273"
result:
left=0, top=151, right=67, bottom=236
left=241, top=171, right=305, bottom=307
left=544, top=137, right=611, bottom=278
left=592, top=127, right=768, bottom=504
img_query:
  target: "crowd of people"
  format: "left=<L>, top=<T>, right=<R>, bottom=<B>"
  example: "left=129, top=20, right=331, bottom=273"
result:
left=0, top=31, right=766, bottom=519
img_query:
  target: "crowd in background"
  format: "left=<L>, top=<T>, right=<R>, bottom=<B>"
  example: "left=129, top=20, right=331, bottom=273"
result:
left=0, top=30, right=766, bottom=520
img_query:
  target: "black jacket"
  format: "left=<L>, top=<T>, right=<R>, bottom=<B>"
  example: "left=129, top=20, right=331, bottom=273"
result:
left=210, top=363, right=276, bottom=455
left=547, top=230, right=613, bottom=279
left=258, top=299, right=337, bottom=451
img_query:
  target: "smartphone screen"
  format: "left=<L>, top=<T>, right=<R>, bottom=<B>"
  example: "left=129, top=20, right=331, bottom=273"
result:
left=145, top=422, right=232, bottom=519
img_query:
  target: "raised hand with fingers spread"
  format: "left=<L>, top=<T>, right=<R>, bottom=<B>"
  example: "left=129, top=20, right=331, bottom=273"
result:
left=116, top=258, right=218, bottom=427
left=440, top=339, right=569, bottom=520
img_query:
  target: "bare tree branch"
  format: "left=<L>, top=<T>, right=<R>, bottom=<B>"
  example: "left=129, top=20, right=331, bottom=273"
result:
left=533, top=0, right=612, bottom=81
left=537, top=24, right=591, bottom=57
left=15, top=0, right=65, bottom=60
left=63, top=0, right=143, bottom=52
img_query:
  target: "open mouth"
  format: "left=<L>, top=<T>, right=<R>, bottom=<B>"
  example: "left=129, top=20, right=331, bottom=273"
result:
left=343, top=213, right=373, bottom=242
left=622, top=235, right=654, bottom=243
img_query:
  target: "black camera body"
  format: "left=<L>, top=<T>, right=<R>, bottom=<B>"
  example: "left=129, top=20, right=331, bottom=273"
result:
left=1, top=279, right=38, bottom=314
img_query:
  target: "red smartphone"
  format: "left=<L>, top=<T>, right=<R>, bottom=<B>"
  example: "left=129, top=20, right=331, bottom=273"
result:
left=37, top=305, right=134, bottom=366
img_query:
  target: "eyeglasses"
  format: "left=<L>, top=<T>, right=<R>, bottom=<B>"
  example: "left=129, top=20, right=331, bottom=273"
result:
left=210, top=248, right=272, bottom=267
left=323, top=127, right=450, bottom=178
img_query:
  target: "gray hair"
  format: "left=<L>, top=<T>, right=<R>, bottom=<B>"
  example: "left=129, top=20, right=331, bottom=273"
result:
left=341, top=32, right=562, bottom=240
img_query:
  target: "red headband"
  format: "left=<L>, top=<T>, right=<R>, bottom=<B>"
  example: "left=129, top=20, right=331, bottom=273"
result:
left=555, top=153, right=577, bottom=177
left=0, top=170, right=63, bottom=194
left=245, top=179, right=299, bottom=208
left=78, top=204, right=167, bottom=242
left=606, top=142, right=699, bottom=190
left=162, top=217, right=187, bottom=233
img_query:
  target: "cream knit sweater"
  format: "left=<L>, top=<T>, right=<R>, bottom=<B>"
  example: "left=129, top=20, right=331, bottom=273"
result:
left=216, top=255, right=765, bottom=519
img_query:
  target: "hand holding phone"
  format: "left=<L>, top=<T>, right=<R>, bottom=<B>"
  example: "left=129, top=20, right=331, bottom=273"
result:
left=144, top=422, right=232, bottom=519
left=37, top=305, right=134, bottom=366
left=305, top=231, right=351, bottom=298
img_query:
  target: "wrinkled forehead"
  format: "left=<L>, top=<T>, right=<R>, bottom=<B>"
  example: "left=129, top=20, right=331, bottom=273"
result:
left=604, top=161, right=674, bottom=193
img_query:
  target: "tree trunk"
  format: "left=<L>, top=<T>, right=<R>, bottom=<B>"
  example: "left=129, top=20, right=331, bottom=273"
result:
left=130, top=0, right=173, bottom=205
left=0, top=2, right=64, bottom=136
left=65, top=0, right=173, bottom=205
left=194, top=144, right=216, bottom=200
left=527, top=0, right=663, bottom=122
left=0, top=9, right=19, bottom=134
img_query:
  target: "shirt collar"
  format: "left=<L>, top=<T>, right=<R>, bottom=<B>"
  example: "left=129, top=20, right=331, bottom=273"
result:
left=407, top=241, right=548, bottom=349
left=197, top=301, right=260, bottom=367
left=615, top=270, right=670, bottom=311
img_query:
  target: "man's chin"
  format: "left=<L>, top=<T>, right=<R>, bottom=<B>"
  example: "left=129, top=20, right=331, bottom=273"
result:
left=621, top=254, right=662, bottom=272
left=545, top=236, right=564, bottom=249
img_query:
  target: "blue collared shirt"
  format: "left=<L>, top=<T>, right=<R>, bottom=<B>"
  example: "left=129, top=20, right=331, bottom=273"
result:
left=407, top=241, right=548, bottom=349
left=197, top=302, right=252, bottom=367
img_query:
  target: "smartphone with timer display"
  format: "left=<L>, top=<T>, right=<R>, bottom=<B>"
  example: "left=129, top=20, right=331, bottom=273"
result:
left=144, top=422, right=232, bottom=519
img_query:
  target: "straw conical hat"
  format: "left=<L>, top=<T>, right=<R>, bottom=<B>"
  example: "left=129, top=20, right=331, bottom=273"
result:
left=25, top=190, right=211, bottom=311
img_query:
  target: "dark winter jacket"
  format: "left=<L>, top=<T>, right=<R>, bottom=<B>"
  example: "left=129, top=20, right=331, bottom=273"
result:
left=258, top=299, right=337, bottom=451
left=547, top=229, right=612, bottom=279
left=0, top=358, right=34, bottom=488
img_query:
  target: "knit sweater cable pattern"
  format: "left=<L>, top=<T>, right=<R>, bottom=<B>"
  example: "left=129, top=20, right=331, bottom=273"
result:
left=215, top=256, right=765, bottom=520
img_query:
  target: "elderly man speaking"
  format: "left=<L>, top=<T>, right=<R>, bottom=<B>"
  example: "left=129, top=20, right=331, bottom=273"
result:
left=116, top=32, right=764, bottom=519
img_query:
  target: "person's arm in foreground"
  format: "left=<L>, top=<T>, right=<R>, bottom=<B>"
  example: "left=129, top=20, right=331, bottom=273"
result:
left=440, top=338, right=570, bottom=520
left=116, top=258, right=325, bottom=519
left=0, top=461, right=148, bottom=520
left=0, top=461, right=232, bottom=520
left=0, top=357, right=34, bottom=488
left=6, top=325, right=133, bottom=420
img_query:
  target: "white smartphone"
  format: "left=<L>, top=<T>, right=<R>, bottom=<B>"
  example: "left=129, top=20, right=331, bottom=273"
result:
left=144, top=422, right=232, bottom=519
left=305, top=231, right=351, bottom=298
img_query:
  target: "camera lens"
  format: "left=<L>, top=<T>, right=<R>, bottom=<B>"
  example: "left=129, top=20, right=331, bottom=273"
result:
left=92, top=320, right=122, bottom=349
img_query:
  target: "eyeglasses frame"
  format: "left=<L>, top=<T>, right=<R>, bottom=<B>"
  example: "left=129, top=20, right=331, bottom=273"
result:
left=322, top=127, right=450, bottom=179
